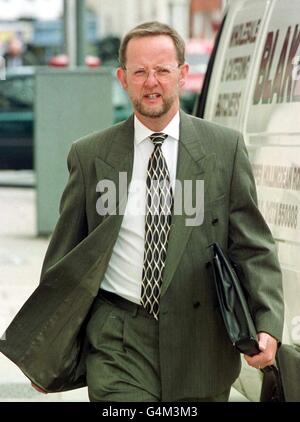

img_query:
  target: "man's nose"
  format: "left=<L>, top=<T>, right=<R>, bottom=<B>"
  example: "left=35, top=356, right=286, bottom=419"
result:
left=144, top=69, right=159, bottom=85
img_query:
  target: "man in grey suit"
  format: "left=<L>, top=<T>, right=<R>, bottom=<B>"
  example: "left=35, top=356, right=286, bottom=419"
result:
left=0, top=21, right=283, bottom=402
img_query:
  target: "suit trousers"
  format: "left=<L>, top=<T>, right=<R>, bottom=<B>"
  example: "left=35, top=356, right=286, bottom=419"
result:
left=85, top=290, right=230, bottom=402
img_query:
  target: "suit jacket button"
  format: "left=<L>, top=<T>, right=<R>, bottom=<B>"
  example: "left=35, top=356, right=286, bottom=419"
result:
left=205, top=261, right=211, bottom=269
left=212, top=218, right=219, bottom=225
left=193, top=301, right=201, bottom=309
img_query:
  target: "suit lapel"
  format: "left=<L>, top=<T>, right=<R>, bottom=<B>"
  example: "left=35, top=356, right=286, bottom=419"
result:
left=161, top=111, right=216, bottom=297
left=94, top=116, right=135, bottom=218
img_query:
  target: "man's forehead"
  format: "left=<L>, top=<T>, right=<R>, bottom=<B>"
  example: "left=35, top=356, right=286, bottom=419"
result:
left=126, top=35, right=177, bottom=61
left=127, top=35, right=175, bottom=50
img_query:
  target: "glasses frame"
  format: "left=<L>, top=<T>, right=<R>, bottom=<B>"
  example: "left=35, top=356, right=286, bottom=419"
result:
left=123, top=64, right=182, bottom=83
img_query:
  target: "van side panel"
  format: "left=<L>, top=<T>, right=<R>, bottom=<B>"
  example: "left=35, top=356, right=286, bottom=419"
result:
left=203, top=0, right=300, bottom=402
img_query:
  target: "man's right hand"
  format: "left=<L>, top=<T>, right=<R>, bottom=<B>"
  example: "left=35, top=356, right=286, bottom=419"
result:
left=31, top=382, right=47, bottom=394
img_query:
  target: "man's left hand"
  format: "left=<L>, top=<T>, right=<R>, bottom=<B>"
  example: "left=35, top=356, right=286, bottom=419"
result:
left=244, top=332, right=278, bottom=370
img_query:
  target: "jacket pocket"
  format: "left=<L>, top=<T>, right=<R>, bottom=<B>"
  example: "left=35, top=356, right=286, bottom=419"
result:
left=205, top=193, right=226, bottom=210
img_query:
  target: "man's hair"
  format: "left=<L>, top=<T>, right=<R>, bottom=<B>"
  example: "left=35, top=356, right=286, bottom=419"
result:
left=119, top=21, right=185, bottom=68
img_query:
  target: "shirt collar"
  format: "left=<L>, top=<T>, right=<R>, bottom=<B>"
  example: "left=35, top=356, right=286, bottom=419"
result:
left=134, top=111, right=180, bottom=145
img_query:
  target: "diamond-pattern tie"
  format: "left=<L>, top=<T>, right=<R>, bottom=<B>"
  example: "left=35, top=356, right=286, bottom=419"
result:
left=140, top=132, right=173, bottom=320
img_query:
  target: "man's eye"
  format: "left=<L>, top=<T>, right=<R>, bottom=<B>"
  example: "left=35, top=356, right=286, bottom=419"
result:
left=134, top=70, right=146, bottom=77
left=157, top=68, right=170, bottom=75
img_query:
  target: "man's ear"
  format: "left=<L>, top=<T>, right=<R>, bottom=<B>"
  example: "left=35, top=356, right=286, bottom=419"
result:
left=179, top=63, right=189, bottom=89
left=116, top=67, right=127, bottom=90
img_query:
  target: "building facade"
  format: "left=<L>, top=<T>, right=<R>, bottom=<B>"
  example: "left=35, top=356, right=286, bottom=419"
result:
left=86, top=0, right=190, bottom=41
left=0, top=0, right=62, bottom=21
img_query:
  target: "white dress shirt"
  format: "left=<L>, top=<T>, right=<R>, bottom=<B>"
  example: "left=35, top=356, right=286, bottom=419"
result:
left=101, top=111, right=180, bottom=303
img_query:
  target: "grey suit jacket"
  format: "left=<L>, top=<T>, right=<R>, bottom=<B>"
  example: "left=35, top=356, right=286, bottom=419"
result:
left=0, top=111, right=284, bottom=401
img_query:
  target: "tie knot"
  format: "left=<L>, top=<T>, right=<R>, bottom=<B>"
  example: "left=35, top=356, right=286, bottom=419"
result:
left=149, top=132, right=168, bottom=147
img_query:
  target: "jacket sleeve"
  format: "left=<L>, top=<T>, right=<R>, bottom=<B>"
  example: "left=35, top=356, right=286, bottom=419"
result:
left=228, top=133, right=284, bottom=342
left=39, top=143, right=88, bottom=282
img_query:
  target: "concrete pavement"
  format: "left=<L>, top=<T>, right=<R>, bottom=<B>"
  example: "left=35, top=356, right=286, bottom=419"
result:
left=0, top=178, right=249, bottom=402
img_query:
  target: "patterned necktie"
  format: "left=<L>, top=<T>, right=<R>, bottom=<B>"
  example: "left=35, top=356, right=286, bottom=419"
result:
left=140, top=132, right=173, bottom=320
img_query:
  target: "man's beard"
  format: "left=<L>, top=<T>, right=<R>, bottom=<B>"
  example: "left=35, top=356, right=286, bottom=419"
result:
left=132, top=94, right=176, bottom=118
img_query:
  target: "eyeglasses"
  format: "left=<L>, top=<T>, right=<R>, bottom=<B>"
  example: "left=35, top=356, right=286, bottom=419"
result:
left=124, top=64, right=181, bottom=83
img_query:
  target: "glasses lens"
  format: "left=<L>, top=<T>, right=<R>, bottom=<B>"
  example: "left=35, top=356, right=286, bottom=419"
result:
left=127, top=65, right=179, bottom=82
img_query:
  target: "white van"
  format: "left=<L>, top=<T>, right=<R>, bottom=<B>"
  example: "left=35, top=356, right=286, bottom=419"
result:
left=194, top=0, right=300, bottom=401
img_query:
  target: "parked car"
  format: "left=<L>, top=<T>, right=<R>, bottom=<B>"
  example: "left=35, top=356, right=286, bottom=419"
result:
left=0, top=66, right=132, bottom=169
left=48, top=54, right=102, bottom=68
left=194, top=0, right=300, bottom=402
left=0, top=67, right=34, bottom=169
